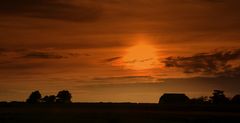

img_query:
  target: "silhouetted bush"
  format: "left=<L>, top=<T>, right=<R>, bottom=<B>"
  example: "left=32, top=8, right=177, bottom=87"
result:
left=26, top=91, right=42, bottom=104
left=210, top=90, right=229, bottom=104
left=56, top=90, right=72, bottom=103
left=42, top=95, right=56, bottom=104
left=231, top=95, right=240, bottom=104
left=159, top=93, right=189, bottom=104
left=190, top=96, right=209, bottom=105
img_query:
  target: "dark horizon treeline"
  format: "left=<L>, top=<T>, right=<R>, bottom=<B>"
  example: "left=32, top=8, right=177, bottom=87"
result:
left=159, top=90, right=240, bottom=105
left=25, top=89, right=240, bottom=105
left=1, top=89, right=240, bottom=105
left=26, top=90, right=72, bottom=104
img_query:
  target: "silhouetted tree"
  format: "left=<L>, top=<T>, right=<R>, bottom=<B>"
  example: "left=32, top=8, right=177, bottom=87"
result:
left=26, top=91, right=42, bottom=104
left=42, top=95, right=56, bottom=104
left=56, top=90, right=72, bottom=103
left=231, top=95, right=240, bottom=104
left=210, top=90, right=229, bottom=104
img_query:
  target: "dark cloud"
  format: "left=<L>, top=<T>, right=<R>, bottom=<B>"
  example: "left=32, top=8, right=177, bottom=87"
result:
left=93, top=76, right=154, bottom=81
left=0, top=48, right=82, bottom=60
left=0, top=62, right=47, bottom=70
left=216, top=66, right=240, bottom=77
left=0, top=61, right=13, bottom=65
left=23, top=51, right=67, bottom=59
left=197, top=0, right=224, bottom=3
left=21, top=49, right=89, bottom=59
left=0, top=0, right=101, bottom=22
left=0, top=48, right=7, bottom=55
left=0, top=48, right=5, bottom=51
left=1, top=0, right=240, bottom=50
left=163, top=49, right=240, bottom=75
left=104, top=56, right=122, bottom=62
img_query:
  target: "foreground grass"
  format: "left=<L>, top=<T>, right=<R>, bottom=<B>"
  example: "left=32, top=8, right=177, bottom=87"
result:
left=1, top=103, right=240, bottom=123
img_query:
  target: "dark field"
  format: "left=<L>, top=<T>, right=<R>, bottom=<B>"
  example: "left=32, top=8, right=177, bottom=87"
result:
left=1, top=103, right=240, bottom=123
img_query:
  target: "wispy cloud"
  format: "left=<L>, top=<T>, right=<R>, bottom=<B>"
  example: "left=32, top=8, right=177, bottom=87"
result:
left=217, top=66, right=240, bottom=77
left=23, top=51, right=67, bottom=59
left=93, top=76, right=154, bottom=81
left=0, top=49, right=82, bottom=60
left=0, top=48, right=86, bottom=70
left=0, top=48, right=6, bottom=55
left=92, top=75, right=156, bottom=85
left=104, top=56, right=122, bottom=62
left=163, top=49, right=240, bottom=76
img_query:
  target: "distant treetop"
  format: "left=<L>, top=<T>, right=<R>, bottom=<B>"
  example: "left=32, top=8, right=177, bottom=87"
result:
left=26, top=90, right=72, bottom=104
left=26, top=91, right=42, bottom=104
left=56, top=90, right=72, bottom=103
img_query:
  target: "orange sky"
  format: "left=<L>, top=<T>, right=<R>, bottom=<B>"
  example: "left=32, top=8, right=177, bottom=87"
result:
left=0, top=0, right=240, bottom=102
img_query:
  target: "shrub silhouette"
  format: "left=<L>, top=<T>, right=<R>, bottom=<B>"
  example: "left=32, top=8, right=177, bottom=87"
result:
left=56, top=90, right=72, bottom=103
left=231, top=95, right=240, bottom=104
left=42, top=95, right=56, bottom=103
left=210, top=90, right=229, bottom=104
left=190, top=96, right=209, bottom=104
left=26, top=91, right=42, bottom=104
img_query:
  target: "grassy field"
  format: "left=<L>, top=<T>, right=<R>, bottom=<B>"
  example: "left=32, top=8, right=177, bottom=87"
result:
left=1, top=103, right=240, bottom=123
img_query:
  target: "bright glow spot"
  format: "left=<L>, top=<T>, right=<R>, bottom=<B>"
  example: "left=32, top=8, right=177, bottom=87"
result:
left=122, top=42, right=159, bottom=70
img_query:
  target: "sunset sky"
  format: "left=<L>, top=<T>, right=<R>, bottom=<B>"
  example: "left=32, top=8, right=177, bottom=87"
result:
left=0, top=0, right=240, bottom=103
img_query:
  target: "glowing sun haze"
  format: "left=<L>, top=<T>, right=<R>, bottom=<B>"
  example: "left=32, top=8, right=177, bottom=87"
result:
left=122, top=42, right=159, bottom=70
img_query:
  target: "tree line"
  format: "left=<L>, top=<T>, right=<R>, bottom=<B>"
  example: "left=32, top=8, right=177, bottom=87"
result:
left=25, top=89, right=240, bottom=105
left=26, top=90, right=72, bottom=104
left=159, top=90, right=240, bottom=105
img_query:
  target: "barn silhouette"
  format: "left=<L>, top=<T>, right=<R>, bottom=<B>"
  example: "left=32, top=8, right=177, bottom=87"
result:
left=159, top=93, right=189, bottom=104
